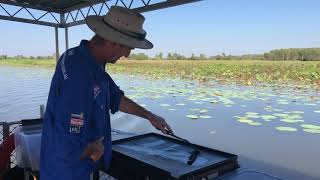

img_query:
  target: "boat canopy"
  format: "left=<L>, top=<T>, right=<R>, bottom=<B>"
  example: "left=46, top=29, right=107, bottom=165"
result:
left=0, top=0, right=201, bottom=60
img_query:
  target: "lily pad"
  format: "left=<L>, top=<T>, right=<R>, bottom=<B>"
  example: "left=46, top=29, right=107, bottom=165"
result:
left=261, top=115, right=277, bottom=119
left=280, top=119, right=304, bottom=123
left=291, top=111, right=304, bottom=114
left=245, top=112, right=259, bottom=115
left=200, top=115, right=212, bottom=119
left=237, top=119, right=254, bottom=123
left=303, top=129, right=320, bottom=134
left=248, top=122, right=262, bottom=126
left=210, top=100, right=219, bottom=104
left=186, top=115, right=199, bottom=119
left=199, top=109, right=208, bottom=114
left=275, top=126, right=298, bottom=132
left=246, top=115, right=260, bottom=119
left=301, top=124, right=320, bottom=129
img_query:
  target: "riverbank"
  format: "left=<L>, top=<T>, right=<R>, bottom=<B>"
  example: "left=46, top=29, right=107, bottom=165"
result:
left=1, top=59, right=320, bottom=87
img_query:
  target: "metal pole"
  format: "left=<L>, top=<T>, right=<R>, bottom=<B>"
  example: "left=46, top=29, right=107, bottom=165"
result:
left=65, top=27, right=69, bottom=50
left=40, top=105, right=45, bottom=118
left=55, top=27, right=59, bottom=61
left=3, top=122, right=9, bottom=140
left=60, top=13, right=69, bottom=50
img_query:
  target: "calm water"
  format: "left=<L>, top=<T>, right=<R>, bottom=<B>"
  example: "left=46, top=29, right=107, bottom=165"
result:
left=0, top=65, right=320, bottom=180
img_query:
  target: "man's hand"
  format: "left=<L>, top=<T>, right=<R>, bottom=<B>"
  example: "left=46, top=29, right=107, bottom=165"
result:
left=147, top=113, right=173, bottom=134
left=80, top=137, right=104, bottom=162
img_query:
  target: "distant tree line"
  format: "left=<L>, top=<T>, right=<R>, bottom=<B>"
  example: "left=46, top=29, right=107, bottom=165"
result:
left=0, top=54, right=54, bottom=60
left=264, top=48, right=320, bottom=61
left=1, top=48, right=320, bottom=61
left=127, top=48, right=320, bottom=61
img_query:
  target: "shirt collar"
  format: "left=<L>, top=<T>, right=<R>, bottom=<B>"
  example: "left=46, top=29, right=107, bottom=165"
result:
left=78, top=40, right=105, bottom=75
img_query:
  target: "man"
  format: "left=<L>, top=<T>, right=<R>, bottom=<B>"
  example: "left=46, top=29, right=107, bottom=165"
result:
left=40, top=6, right=173, bottom=180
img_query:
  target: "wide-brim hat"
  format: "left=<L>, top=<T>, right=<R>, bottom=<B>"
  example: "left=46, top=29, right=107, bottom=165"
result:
left=85, top=6, right=153, bottom=49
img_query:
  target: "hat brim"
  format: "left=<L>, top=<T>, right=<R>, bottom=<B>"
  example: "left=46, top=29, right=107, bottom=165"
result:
left=85, top=15, right=153, bottom=49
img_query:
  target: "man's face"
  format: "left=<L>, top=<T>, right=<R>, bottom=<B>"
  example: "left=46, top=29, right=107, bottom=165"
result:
left=106, top=42, right=133, bottom=64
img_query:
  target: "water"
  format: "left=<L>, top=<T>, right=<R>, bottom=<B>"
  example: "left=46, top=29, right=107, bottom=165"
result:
left=0, top=65, right=320, bottom=180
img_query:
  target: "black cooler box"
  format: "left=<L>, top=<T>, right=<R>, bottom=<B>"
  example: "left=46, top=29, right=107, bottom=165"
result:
left=106, top=133, right=239, bottom=180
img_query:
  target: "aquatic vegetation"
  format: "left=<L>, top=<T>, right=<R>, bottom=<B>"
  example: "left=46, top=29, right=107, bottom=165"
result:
left=2, top=59, right=320, bottom=87
left=275, top=127, right=298, bottom=132
left=199, top=115, right=212, bottom=119
left=303, top=129, right=320, bottom=134
left=199, top=109, right=208, bottom=114
left=301, top=124, right=320, bottom=129
left=186, top=115, right=199, bottom=119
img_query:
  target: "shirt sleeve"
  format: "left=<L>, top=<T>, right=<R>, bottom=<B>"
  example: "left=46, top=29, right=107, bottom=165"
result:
left=106, top=73, right=124, bottom=114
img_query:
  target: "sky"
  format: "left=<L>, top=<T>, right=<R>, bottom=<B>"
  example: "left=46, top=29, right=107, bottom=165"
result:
left=0, top=0, right=320, bottom=57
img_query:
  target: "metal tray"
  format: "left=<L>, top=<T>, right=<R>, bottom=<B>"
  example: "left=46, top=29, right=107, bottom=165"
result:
left=110, top=133, right=239, bottom=180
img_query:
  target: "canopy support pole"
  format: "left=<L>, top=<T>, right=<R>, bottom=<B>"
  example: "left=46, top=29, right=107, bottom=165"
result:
left=55, top=27, right=59, bottom=62
left=65, top=27, right=69, bottom=50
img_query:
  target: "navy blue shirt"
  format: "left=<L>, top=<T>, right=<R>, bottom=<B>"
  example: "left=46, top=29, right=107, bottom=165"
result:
left=40, top=40, right=124, bottom=180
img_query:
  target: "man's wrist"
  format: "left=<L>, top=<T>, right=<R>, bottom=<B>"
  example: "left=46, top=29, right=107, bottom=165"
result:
left=144, top=110, right=153, bottom=121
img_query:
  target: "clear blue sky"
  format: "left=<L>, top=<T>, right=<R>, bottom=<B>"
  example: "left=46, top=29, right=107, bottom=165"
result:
left=0, top=0, right=320, bottom=57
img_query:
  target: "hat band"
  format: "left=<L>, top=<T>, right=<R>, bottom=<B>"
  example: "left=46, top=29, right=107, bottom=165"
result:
left=103, top=19, right=146, bottom=41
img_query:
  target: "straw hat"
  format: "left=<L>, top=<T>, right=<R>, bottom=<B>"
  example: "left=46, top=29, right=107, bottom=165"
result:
left=85, top=6, right=153, bottom=49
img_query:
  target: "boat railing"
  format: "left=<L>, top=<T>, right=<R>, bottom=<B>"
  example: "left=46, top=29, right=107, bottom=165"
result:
left=0, top=120, right=21, bottom=168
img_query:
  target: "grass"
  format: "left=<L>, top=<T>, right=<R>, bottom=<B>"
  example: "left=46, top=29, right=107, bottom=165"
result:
left=1, top=59, right=320, bottom=87
left=0, top=58, right=56, bottom=68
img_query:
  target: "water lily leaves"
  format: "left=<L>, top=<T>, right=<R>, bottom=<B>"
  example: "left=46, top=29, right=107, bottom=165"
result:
left=186, top=115, right=199, bottom=119
left=236, top=118, right=262, bottom=126
left=302, top=129, right=320, bottom=134
left=301, top=124, right=320, bottom=129
left=248, top=122, right=262, bottom=126
left=280, top=119, right=304, bottom=123
left=237, top=119, right=253, bottom=123
left=261, top=115, right=277, bottom=120
left=291, top=111, right=304, bottom=114
left=275, top=126, right=298, bottom=132
left=246, top=112, right=259, bottom=115
left=277, top=99, right=289, bottom=105
left=305, top=103, right=317, bottom=106
left=210, top=100, right=219, bottom=104
left=246, top=115, right=260, bottom=119
left=200, top=115, right=212, bottom=119
left=199, top=109, right=208, bottom=114
left=189, top=108, right=200, bottom=111
left=273, top=113, right=290, bottom=118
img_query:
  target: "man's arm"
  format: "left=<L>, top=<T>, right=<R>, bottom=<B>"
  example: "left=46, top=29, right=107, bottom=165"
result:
left=119, top=95, right=173, bottom=134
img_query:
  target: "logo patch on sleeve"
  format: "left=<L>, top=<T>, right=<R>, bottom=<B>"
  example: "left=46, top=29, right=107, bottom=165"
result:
left=93, top=85, right=101, bottom=99
left=69, top=113, right=84, bottom=133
